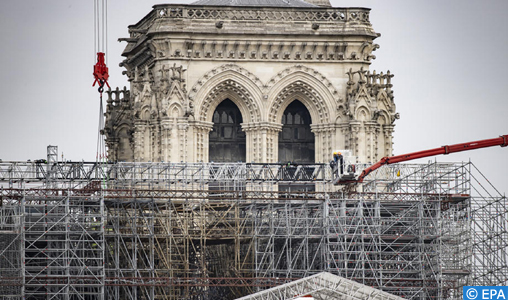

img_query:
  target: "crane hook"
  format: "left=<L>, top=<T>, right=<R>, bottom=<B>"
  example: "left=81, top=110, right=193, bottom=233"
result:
left=92, top=52, right=110, bottom=93
left=98, top=79, right=105, bottom=93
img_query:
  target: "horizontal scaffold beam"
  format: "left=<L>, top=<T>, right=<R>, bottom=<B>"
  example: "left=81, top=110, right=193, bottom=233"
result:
left=0, top=162, right=329, bottom=182
left=0, top=277, right=294, bottom=288
left=0, top=187, right=455, bottom=203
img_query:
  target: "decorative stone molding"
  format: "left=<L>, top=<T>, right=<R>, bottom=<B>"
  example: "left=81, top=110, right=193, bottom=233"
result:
left=154, top=6, right=370, bottom=24
left=162, top=40, right=365, bottom=63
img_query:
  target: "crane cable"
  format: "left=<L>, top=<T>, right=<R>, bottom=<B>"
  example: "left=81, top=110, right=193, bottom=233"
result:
left=94, top=0, right=108, bottom=59
left=93, top=0, right=109, bottom=92
left=93, top=0, right=109, bottom=182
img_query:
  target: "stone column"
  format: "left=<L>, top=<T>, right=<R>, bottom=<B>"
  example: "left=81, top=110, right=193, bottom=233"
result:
left=242, top=124, right=258, bottom=163
left=312, top=123, right=337, bottom=163
left=383, top=125, right=395, bottom=157
left=349, top=121, right=362, bottom=161
left=133, top=121, right=149, bottom=162
left=150, top=120, right=161, bottom=162
left=160, top=119, right=171, bottom=162
left=106, top=138, right=118, bottom=162
left=242, top=124, right=255, bottom=162
left=177, top=121, right=189, bottom=162
left=188, top=121, right=213, bottom=162
left=160, top=118, right=189, bottom=163
left=263, top=123, right=282, bottom=163
left=312, top=125, right=321, bottom=163
left=374, top=125, right=382, bottom=161
left=338, top=124, right=350, bottom=151
left=242, top=122, right=282, bottom=163
left=364, top=121, right=378, bottom=163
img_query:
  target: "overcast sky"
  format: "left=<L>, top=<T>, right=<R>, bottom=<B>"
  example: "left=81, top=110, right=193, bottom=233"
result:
left=0, top=0, right=506, bottom=193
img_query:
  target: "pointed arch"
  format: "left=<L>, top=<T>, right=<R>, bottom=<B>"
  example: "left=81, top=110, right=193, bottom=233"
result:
left=375, top=89, right=396, bottom=124
left=266, top=68, right=335, bottom=124
left=190, top=64, right=263, bottom=123
left=378, top=111, right=390, bottom=125
left=355, top=106, right=370, bottom=121
left=268, top=79, right=330, bottom=124
left=140, top=106, right=151, bottom=120
left=168, top=103, right=183, bottom=118
left=197, top=79, right=261, bottom=124
left=335, top=105, right=348, bottom=123
left=156, top=79, right=187, bottom=118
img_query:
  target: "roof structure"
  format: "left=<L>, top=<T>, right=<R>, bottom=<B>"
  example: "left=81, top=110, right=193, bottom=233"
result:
left=236, top=272, right=404, bottom=300
left=189, top=0, right=318, bottom=8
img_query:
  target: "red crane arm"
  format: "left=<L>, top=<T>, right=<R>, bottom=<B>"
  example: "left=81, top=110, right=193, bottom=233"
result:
left=357, top=135, right=508, bottom=183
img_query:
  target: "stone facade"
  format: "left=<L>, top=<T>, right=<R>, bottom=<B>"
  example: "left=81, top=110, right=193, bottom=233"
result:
left=105, top=1, right=398, bottom=164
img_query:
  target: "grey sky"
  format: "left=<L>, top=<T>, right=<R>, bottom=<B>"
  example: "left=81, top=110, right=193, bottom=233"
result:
left=0, top=0, right=506, bottom=191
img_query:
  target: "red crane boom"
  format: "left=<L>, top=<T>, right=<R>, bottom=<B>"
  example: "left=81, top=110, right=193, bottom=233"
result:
left=354, top=135, right=508, bottom=183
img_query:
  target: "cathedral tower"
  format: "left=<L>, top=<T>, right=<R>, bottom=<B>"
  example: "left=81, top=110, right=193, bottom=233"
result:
left=105, top=0, right=398, bottom=164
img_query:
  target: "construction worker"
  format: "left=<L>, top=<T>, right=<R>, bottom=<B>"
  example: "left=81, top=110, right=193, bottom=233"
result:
left=333, top=151, right=344, bottom=175
left=329, top=158, right=337, bottom=174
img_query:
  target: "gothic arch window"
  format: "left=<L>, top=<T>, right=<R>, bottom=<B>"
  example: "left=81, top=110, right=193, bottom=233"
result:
left=209, top=99, right=246, bottom=162
left=278, top=100, right=315, bottom=163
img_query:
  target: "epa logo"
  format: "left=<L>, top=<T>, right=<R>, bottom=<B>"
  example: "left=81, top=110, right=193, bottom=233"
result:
left=464, top=287, right=508, bottom=300
left=466, top=289, right=479, bottom=299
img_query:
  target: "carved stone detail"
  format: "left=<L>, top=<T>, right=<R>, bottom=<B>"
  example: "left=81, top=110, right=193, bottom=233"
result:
left=156, top=6, right=370, bottom=23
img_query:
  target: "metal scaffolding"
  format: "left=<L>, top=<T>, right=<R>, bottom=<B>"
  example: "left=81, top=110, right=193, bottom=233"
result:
left=0, top=160, right=506, bottom=299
